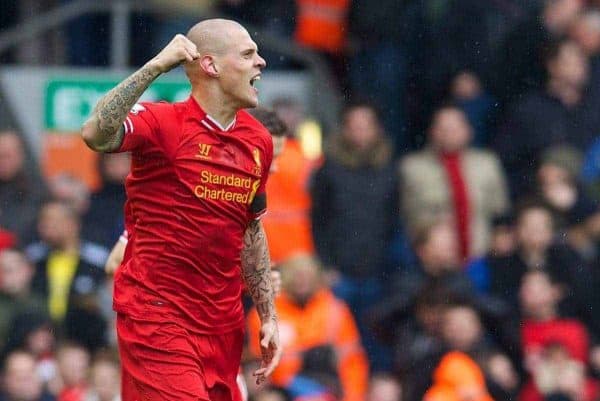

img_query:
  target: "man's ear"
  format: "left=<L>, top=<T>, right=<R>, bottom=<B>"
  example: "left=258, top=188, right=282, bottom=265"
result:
left=200, top=55, right=219, bottom=77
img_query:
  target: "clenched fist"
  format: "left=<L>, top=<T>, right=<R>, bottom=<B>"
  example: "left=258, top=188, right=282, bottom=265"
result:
left=149, top=34, right=200, bottom=74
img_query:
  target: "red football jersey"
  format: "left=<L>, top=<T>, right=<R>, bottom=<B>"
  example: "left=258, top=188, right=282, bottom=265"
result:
left=112, top=96, right=273, bottom=334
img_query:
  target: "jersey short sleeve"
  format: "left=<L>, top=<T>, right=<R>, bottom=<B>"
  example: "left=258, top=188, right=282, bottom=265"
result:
left=249, top=136, right=273, bottom=221
left=117, top=103, right=159, bottom=153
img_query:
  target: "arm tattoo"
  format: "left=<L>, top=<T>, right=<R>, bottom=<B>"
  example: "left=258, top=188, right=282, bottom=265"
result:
left=87, top=63, right=161, bottom=152
left=241, top=220, right=277, bottom=323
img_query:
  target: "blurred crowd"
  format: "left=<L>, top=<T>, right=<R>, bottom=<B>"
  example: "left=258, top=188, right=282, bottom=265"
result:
left=5, top=1, right=600, bottom=401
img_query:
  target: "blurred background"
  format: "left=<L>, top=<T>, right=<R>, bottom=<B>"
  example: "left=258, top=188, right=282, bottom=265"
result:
left=4, top=1, right=600, bottom=401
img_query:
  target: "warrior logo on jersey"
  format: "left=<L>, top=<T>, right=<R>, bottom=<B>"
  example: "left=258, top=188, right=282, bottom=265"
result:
left=196, top=143, right=212, bottom=160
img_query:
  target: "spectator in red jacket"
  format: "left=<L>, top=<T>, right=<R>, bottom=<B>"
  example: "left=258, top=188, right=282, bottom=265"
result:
left=519, top=269, right=599, bottom=401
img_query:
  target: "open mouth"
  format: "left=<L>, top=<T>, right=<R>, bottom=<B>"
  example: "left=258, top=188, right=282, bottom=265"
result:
left=250, top=75, right=261, bottom=87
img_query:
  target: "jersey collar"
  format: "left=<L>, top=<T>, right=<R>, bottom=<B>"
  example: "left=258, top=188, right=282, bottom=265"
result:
left=187, top=96, right=237, bottom=132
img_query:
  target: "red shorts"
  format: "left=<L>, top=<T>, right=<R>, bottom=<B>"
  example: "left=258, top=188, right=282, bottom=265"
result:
left=117, top=313, right=244, bottom=401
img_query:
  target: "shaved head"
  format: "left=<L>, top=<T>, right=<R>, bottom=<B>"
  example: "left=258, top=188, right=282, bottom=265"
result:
left=187, top=19, right=248, bottom=56
left=183, top=18, right=266, bottom=111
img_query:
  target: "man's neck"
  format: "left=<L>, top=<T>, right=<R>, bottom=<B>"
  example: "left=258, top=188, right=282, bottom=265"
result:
left=57, top=237, right=79, bottom=255
left=521, top=248, right=546, bottom=269
left=192, top=86, right=238, bottom=129
left=531, top=307, right=557, bottom=322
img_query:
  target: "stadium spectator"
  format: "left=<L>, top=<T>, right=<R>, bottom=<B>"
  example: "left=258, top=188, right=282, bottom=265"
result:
left=440, top=302, right=520, bottom=401
left=466, top=214, right=516, bottom=294
left=405, top=300, right=516, bottom=401
left=400, top=104, right=509, bottom=261
left=272, top=97, right=322, bottom=161
left=310, top=101, right=398, bottom=369
left=0, top=249, right=47, bottom=350
left=570, top=9, right=600, bottom=99
left=494, top=38, right=600, bottom=195
left=82, top=154, right=129, bottom=248
left=480, top=351, right=520, bottom=401
left=247, top=254, right=369, bottom=401
left=366, top=374, right=402, bottom=401
left=2, top=312, right=57, bottom=393
left=25, top=201, right=108, bottom=351
left=401, top=0, right=501, bottom=144
left=0, top=350, right=55, bottom=401
left=494, top=0, right=583, bottom=103
left=448, top=71, right=496, bottom=147
left=259, top=103, right=317, bottom=264
left=0, top=231, right=16, bottom=252
left=440, top=302, right=491, bottom=356
left=423, top=351, right=494, bottom=401
left=370, top=222, right=471, bottom=385
left=0, top=130, right=46, bottom=245
left=535, top=146, right=587, bottom=230
left=54, top=343, right=90, bottom=401
left=562, top=200, right=600, bottom=265
left=518, top=270, right=600, bottom=401
left=84, top=351, right=120, bottom=401
left=533, top=146, right=600, bottom=266
left=487, top=201, right=597, bottom=334
left=47, top=174, right=90, bottom=217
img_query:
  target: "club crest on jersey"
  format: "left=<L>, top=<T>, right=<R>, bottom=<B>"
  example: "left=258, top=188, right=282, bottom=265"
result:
left=196, top=143, right=212, bottom=160
left=252, top=148, right=262, bottom=175
left=130, top=103, right=146, bottom=115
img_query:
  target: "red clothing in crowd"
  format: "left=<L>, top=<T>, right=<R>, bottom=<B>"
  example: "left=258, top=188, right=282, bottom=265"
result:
left=440, top=152, right=471, bottom=260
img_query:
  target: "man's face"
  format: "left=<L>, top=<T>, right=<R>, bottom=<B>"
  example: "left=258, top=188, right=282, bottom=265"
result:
left=544, top=0, right=583, bottom=33
left=0, top=133, right=24, bottom=182
left=3, top=353, right=43, bottom=401
left=286, top=262, right=320, bottom=305
left=57, top=347, right=90, bottom=386
left=570, top=14, right=600, bottom=55
left=216, top=28, right=266, bottom=109
left=548, top=42, right=588, bottom=87
left=418, top=223, right=461, bottom=274
left=429, top=108, right=472, bottom=153
left=441, top=306, right=482, bottom=351
left=343, top=107, right=381, bottom=150
left=91, top=361, right=120, bottom=401
left=516, top=208, right=553, bottom=253
left=0, top=250, right=33, bottom=297
left=519, top=271, right=559, bottom=318
left=37, top=203, right=78, bottom=248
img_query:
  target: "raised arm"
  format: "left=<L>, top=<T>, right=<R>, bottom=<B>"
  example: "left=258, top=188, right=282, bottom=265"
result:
left=81, top=34, right=200, bottom=152
left=241, top=219, right=281, bottom=384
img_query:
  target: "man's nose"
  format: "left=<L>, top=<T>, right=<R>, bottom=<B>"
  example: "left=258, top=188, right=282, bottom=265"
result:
left=256, top=54, right=266, bottom=69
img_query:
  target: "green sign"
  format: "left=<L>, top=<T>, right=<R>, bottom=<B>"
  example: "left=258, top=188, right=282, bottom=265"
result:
left=44, top=77, right=191, bottom=130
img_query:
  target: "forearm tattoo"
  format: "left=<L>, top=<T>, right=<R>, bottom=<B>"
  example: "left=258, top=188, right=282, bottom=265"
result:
left=89, top=64, right=160, bottom=152
left=241, top=220, right=277, bottom=323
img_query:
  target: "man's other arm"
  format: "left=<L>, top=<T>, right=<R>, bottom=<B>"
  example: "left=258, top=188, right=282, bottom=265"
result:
left=241, top=220, right=282, bottom=383
left=81, top=34, right=199, bottom=153
left=105, top=237, right=126, bottom=275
